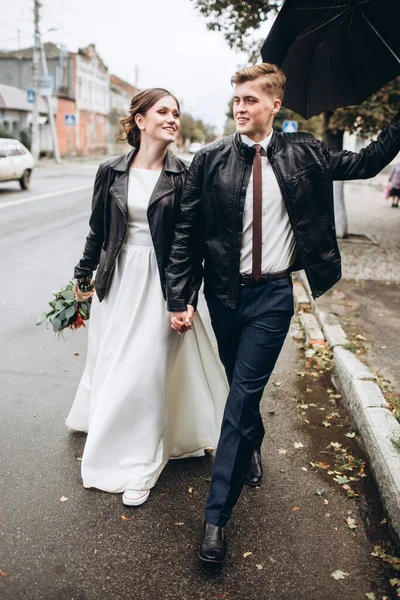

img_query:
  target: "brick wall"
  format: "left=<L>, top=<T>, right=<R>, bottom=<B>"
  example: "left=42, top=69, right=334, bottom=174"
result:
left=56, top=97, right=77, bottom=156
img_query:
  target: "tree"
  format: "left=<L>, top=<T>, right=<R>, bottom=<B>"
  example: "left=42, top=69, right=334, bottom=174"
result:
left=192, top=0, right=400, bottom=237
left=179, top=113, right=216, bottom=145
left=193, top=0, right=279, bottom=57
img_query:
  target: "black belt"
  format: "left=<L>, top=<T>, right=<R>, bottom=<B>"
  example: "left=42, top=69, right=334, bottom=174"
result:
left=240, top=268, right=291, bottom=286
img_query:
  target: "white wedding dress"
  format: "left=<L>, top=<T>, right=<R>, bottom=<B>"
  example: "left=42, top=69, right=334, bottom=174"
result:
left=66, top=167, right=228, bottom=493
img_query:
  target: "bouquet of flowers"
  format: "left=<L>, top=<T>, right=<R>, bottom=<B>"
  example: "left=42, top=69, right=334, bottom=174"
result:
left=37, top=279, right=94, bottom=335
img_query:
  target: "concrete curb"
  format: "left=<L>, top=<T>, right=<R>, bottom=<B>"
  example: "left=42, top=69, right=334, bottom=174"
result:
left=293, top=272, right=400, bottom=539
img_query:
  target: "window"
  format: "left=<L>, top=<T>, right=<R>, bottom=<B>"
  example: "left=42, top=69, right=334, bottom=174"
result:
left=8, top=144, right=23, bottom=156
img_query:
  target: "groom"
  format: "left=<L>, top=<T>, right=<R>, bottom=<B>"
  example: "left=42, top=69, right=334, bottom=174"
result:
left=167, top=63, right=400, bottom=563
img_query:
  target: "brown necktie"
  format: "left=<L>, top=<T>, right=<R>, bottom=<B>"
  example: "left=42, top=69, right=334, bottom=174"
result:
left=252, top=144, right=263, bottom=281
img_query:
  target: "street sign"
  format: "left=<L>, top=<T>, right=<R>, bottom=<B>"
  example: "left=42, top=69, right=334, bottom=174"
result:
left=282, top=120, right=298, bottom=133
left=27, top=89, right=35, bottom=103
left=65, top=114, right=76, bottom=126
left=39, top=75, right=54, bottom=97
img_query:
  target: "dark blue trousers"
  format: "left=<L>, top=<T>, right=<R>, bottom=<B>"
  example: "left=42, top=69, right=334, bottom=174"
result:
left=204, top=277, right=294, bottom=526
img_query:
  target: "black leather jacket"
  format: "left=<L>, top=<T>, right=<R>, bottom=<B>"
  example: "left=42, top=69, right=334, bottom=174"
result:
left=74, top=149, right=194, bottom=304
left=166, top=112, right=400, bottom=311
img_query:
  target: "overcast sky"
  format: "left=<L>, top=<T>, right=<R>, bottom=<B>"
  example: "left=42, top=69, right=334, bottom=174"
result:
left=0, top=0, right=273, bottom=132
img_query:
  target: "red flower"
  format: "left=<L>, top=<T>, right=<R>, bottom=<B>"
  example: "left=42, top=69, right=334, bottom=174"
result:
left=70, top=309, right=86, bottom=330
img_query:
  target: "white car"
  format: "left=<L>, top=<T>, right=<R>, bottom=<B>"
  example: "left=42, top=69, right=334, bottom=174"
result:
left=0, top=138, right=34, bottom=189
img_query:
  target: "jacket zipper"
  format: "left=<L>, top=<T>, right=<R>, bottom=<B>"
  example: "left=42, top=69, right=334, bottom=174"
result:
left=269, top=154, right=315, bottom=295
left=231, top=160, right=247, bottom=307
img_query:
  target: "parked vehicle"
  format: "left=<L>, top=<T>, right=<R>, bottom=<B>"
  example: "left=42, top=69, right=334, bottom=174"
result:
left=0, top=138, right=34, bottom=189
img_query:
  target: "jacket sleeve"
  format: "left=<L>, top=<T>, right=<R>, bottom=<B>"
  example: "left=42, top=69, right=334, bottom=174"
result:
left=74, top=163, right=107, bottom=280
left=319, top=111, right=400, bottom=181
left=166, top=152, right=204, bottom=312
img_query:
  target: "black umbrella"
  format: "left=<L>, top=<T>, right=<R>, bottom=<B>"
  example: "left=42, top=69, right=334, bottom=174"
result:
left=261, top=0, right=400, bottom=119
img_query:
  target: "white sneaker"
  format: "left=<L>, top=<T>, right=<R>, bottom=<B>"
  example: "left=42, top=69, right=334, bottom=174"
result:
left=122, top=489, right=150, bottom=507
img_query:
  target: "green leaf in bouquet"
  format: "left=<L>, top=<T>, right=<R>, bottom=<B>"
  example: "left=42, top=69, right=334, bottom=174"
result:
left=53, top=317, right=62, bottom=332
left=79, top=302, right=91, bottom=320
left=36, top=312, right=48, bottom=326
left=62, top=290, right=75, bottom=303
left=57, top=307, right=69, bottom=323
left=55, top=299, right=66, bottom=311
left=65, top=304, right=77, bottom=319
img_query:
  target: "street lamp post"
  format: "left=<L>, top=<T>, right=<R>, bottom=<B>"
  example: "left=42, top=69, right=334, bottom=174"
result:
left=31, top=0, right=41, bottom=164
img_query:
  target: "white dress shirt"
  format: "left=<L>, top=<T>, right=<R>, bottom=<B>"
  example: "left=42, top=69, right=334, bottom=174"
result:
left=239, top=131, right=297, bottom=275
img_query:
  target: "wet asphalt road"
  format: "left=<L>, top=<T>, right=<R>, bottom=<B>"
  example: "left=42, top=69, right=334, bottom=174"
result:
left=0, top=164, right=397, bottom=600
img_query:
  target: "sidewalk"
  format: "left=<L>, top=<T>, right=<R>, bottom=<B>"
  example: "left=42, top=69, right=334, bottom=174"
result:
left=295, top=176, right=400, bottom=550
left=319, top=177, right=400, bottom=411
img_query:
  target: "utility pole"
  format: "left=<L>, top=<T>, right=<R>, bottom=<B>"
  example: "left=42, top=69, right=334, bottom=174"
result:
left=40, top=42, right=61, bottom=163
left=31, top=0, right=41, bottom=163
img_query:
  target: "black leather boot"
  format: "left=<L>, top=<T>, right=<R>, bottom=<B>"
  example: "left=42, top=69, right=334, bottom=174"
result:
left=245, top=448, right=263, bottom=487
left=199, top=522, right=227, bottom=563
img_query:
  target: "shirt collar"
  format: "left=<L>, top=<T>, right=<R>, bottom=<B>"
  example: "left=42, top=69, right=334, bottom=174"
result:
left=240, top=129, right=273, bottom=153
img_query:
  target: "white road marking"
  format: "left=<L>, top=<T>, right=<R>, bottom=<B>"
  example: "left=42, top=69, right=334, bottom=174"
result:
left=0, top=184, right=92, bottom=210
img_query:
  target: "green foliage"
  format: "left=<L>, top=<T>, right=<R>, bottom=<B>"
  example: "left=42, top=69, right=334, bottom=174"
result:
left=179, top=112, right=216, bottom=143
left=0, top=126, right=32, bottom=150
left=37, top=280, right=93, bottom=335
left=18, top=129, right=31, bottom=151
left=0, top=126, right=15, bottom=139
left=328, top=76, right=400, bottom=139
left=193, top=0, right=280, bottom=54
left=193, top=0, right=400, bottom=141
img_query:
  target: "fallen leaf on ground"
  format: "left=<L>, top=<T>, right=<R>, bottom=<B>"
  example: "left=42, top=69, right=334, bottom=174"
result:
left=331, top=570, right=350, bottom=580
left=389, top=578, right=400, bottom=587
left=256, top=564, right=263, bottom=570
left=294, top=442, right=304, bottom=449
left=324, top=499, right=329, bottom=505
left=188, top=487, right=193, bottom=494
left=175, top=522, right=184, bottom=526
left=334, top=475, right=350, bottom=485
left=345, top=516, right=358, bottom=530
left=322, top=420, right=332, bottom=428
left=243, top=552, right=252, bottom=558
left=315, top=488, right=324, bottom=496
left=301, top=467, right=308, bottom=472
left=60, top=496, right=68, bottom=502
left=121, top=515, right=131, bottom=521
left=0, top=570, right=7, bottom=577
left=278, top=448, right=287, bottom=454
left=273, top=381, right=282, bottom=387
left=355, top=334, right=367, bottom=341
left=365, top=593, right=376, bottom=599
left=292, top=507, right=301, bottom=511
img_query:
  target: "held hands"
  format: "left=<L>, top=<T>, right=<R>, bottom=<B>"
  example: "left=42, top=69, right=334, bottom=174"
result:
left=170, top=305, right=194, bottom=334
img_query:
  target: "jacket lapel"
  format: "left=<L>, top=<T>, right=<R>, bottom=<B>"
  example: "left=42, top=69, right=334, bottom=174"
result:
left=109, top=171, right=129, bottom=216
left=148, top=171, right=175, bottom=210
left=108, top=148, right=183, bottom=214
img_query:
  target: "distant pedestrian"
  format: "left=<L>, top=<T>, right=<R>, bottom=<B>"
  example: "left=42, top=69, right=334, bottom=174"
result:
left=66, top=88, right=227, bottom=507
left=388, top=162, right=400, bottom=207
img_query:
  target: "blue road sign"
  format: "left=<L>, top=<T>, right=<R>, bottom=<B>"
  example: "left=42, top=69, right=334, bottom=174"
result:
left=282, top=120, right=298, bottom=133
left=65, top=114, right=76, bottom=126
left=27, top=89, right=35, bottom=103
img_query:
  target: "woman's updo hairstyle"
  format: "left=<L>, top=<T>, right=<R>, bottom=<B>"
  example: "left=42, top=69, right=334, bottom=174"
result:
left=118, top=88, right=181, bottom=149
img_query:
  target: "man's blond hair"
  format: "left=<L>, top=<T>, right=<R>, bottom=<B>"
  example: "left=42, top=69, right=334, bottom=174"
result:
left=231, top=63, right=286, bottom=101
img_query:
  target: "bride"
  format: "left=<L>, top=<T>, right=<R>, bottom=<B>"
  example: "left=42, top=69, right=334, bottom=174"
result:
left=66, top=88, right=227, bottom=507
